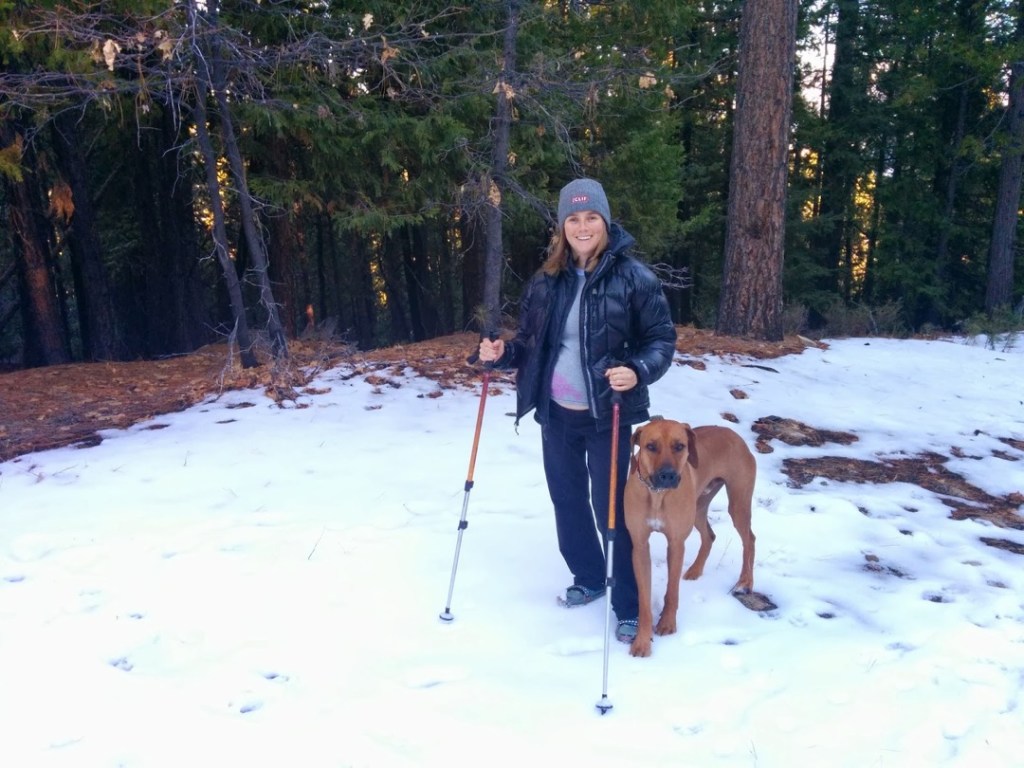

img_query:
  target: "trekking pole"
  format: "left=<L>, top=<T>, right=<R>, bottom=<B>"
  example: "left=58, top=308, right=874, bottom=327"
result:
left=439, top=332, right=497, bottom=622
left=596, top=391, right=623, bottom=715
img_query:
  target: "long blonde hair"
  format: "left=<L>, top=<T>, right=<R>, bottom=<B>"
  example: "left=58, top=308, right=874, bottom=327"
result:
left=540, top=225, right=609, bottom=276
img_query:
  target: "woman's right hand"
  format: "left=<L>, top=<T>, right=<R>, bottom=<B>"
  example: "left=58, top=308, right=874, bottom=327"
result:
left=478, top=338, right=504, bottom=363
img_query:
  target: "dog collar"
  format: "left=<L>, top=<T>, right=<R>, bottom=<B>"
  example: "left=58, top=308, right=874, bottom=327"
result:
left=635, top=467, right=670, bottom=494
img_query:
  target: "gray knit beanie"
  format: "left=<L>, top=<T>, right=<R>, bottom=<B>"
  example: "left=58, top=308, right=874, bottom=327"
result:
left=557, top=178, right=611, bottom=230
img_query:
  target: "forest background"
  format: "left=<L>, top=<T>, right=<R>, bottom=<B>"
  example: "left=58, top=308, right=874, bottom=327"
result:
left=2, top=0, right=1024, bottom=371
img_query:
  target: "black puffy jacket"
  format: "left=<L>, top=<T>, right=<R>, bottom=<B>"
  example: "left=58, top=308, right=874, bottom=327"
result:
left=497, top=223, right=677, bottom=428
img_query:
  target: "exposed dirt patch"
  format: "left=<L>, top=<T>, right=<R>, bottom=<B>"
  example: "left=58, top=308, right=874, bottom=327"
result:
left=752, top=415, right=859, bottom=452
left=0, top=340, right=353, bottom=462
left=0, top=328, right=810, bottom=461
left=750, top=415, right=1024, bottom=549
left=781, top=451, right=1024, bottom=542
left=2, top=327, right=1021, bottom=550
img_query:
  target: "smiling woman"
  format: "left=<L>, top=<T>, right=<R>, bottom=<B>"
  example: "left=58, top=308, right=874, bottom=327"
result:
left=474, top=177, right=678, bottom=647
left=545, top=178, right=613, bottom=275
left=562, top=211, right=607, bottom=267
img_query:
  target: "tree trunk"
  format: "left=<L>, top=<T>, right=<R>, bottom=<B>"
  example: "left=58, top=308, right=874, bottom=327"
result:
left=132, top=119, right=175, bottom=356
left=129, top=108, right=211, bottom=357
left=932, top=84, right=969, bottom=321
left=0, top=262, right=19, bottom=336
left=402, top=227, right=426, bottom=341
left=190, top=88, right=258, bottom=368
left=267, top=205, right=301, bottom=338
left=862, top=143, right=887, bottom=302
left=379, top=236, right=411, bottom=342
left=154, top=106, right=213, bottom=353
left=480, top=0, right=520, bottom=334
left=1, top=121, right=69, bottom=366
left=319, top=212, right=344, bottom=335
left=986, top=12, right=1024, bottom=314
left=51, top=112, right=123, bottom=361
left=460, top=210, right=484, bottom=332
left=263, top=137, right=302, bottom=339
left=815, top=0, right=860, bottom=299
left=932, top=0, right=986, bottom=324
left=438, top=221, right=458, bottom=336
left=716, top=0, right=797, bottom=341
left=348, top=231, right=377, bottom=350
left=206, top=40, right=288, bottom=359
left=402, top=223, right=440, bottom=341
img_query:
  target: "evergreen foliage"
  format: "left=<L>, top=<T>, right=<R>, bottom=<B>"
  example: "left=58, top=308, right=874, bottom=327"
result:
left=0, top=0, right=1022, bottom=366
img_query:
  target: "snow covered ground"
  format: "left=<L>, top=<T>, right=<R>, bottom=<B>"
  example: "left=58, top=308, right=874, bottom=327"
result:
left=1, top=335, right=1022, bottom=767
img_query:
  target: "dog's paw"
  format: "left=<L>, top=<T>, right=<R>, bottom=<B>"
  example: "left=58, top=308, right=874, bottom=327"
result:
left=655, top=616, right=677, bottom=636
left=682, top=565, right=704, bottom=581
left=629, top=637, right=653, bottom=657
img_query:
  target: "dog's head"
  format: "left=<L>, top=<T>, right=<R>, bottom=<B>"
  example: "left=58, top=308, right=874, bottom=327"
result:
left=630, top=418, right=698, bottom=490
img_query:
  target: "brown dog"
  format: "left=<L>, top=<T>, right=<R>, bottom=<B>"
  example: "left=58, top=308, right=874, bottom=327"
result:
left=623, top=418, right=757, bottom=657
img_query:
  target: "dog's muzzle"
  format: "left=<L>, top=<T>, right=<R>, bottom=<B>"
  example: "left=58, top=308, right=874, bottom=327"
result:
left=650, top=466, right=681, bottom=490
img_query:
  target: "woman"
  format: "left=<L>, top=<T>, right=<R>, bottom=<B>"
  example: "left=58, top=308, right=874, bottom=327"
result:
left=478, top=178, right=677, bottom=643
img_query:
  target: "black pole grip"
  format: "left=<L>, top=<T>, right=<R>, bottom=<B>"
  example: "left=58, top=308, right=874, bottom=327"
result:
left=466, top=330, right=499, bottom=365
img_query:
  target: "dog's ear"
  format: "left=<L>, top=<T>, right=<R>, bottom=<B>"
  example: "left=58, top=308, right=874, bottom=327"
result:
left=686, top=427, right=699, bottom=468
left=629, top=426, right=644, bottom=474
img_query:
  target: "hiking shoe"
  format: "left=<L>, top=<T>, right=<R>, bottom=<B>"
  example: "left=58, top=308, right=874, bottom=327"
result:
left=615, top=619, right=639, bottom=643
left=559, top=584, right=605, bottom=607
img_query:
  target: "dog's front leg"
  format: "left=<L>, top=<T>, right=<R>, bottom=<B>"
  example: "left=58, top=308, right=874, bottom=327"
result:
left=629, top=531, right=655, bottom=657
left=656, top=534, right=685, bottom=636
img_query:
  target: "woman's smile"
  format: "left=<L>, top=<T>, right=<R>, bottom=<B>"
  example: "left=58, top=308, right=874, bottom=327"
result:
left=563, top=210, right=606, bottom=264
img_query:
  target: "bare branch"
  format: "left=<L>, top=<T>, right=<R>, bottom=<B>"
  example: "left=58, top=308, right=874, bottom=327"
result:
left=648, top=262, right=693, bottom=291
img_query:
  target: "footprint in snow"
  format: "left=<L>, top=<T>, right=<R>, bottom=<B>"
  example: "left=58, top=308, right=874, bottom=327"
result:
left=403, top=664, right=469, bottom=689
left=109, top=656, right=134, bottom=672
left=546, top=636, right=604, bottom=656
left=234, top=699, right=263, bottom=714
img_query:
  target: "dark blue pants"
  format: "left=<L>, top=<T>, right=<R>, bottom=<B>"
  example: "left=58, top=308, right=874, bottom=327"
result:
left=541, top=402, right=638, bottom=620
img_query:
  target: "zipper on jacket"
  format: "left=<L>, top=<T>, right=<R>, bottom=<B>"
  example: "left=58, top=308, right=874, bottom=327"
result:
left=580, top=251, right=611, bottom=419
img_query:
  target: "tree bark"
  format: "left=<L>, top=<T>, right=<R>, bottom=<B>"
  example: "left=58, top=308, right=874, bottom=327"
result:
left=717, top=0, right=797, bottom=341
left=348, top=231, right=377, bottom=350
left=932, top=0, right=986, bottom=324
left=986, top=9, right=1024, bottom=314
left=0, top=262, right=19, bottom=337
left=51, top=112, right=123, bottom=361
left=460, top=212, right=483, bottom=332
left=480, top=0, right=520, bottom=334
left=190, top=88, right=258, bottom=368
left=379, top=235, right=411, bottom=342
left=151, top=106, right=213, bottom=353
left=263, top=137, right=302, bottom=339
left=1, top=120, right=70, bottom=366
left=815, top=0, right=860, bottom=299
left=205, top=38, right=288, bottom=359
left=932, top=84, right=969, bottom=319
left=403, top=224, right=440, bottom=341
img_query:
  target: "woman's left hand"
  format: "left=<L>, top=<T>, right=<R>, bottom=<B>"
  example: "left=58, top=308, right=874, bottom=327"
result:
left=605, top=365, right=638, bottom=392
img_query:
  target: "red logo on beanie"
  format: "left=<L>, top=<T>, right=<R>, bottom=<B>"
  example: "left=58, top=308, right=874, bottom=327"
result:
left=571, top=195, right=590, bottom=204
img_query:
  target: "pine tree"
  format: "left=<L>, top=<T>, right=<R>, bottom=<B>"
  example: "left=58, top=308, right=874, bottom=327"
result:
left=718, top=0, right=799, bottom=340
